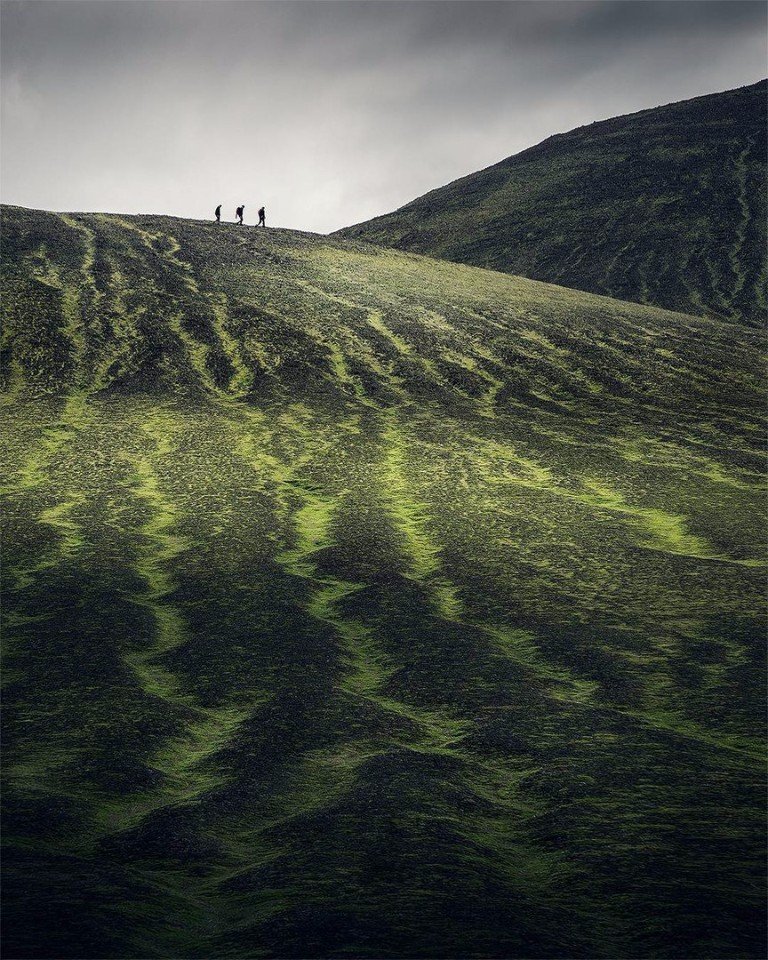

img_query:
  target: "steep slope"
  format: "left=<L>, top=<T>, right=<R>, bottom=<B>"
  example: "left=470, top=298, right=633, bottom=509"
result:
left=2, top=206, right=765, bottom=960
left=337, top=81, right=767, bottom=326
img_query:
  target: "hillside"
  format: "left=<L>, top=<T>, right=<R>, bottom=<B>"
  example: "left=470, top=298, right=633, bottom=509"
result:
left=1, top=206, right=766, bottom=960
left=337, top=81, right=767, bottom=326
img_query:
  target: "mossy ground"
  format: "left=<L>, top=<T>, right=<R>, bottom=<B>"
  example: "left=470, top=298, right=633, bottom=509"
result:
left=1, top=207, right=765, bottom=958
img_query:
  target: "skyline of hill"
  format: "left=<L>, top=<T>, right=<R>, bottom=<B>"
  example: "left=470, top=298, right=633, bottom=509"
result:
left=2, top=205, right=765, bottom=958
left=337, top=80, right=767, bottom=327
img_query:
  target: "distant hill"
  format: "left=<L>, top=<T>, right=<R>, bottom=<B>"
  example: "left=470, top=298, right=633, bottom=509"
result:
left=337, top=81, right=767, bottom=326
left=2, top=206, right=765, bottom=959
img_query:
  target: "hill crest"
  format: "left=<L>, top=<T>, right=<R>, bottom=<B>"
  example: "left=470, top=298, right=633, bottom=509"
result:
left=336, top=80, right=767, bottom=326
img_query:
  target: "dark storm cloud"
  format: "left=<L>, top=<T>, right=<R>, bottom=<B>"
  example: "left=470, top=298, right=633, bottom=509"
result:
left=1, top=1, right=765, bottom=232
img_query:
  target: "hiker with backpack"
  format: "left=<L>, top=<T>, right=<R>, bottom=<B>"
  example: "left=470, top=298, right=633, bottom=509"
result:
left=235, top=205, right=244, bottom=225
left=215, top=204, right=221, bottom=223
left=257, top=206, right=266, bottom=227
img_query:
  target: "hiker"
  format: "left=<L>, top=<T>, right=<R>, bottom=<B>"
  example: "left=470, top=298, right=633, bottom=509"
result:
left=257, top=206, right=266, bottom=228
left=215, top=204, right=221, bottom=223
left=235, top=205, right=244, bottom=225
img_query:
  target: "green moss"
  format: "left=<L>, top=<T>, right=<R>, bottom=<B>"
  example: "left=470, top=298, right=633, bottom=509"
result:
left=1, top=205, right=765, bottom=960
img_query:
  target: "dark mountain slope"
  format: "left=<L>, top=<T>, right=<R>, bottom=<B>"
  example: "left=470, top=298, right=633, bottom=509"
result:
left=337, top=81, right=767, bottom=326
left=2, top=206, right=765, bottom=959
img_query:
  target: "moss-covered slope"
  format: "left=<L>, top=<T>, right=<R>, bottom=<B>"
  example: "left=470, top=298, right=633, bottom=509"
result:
left=337, top=81, right=767, bottom=327
left=2, top=206, right=765, bottom=959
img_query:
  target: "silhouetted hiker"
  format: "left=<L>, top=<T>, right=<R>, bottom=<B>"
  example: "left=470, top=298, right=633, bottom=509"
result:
left=236, top=205, right=244, bottom=225
left=257, top=206, right=266, bottom=227
left=215, top=204, right=221, bottom=223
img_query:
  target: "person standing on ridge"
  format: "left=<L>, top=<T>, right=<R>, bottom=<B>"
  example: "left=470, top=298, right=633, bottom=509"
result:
left=257, top=206, right=266, bottom=227
left=235, top=205, right=244, bottom=225
left=215, top=204, right=221, bottom=223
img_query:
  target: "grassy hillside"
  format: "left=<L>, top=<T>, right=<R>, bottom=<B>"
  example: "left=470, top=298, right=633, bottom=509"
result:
left=337, top=81, right=767, bottom=327
left=1, top=205, right=765, bottom=959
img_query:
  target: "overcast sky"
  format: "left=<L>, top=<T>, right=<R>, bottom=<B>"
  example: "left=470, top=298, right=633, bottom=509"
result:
left=1, top=1, right=765, bottom=233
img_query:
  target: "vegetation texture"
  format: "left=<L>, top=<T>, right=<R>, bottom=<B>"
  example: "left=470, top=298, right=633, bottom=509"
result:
left=338, top=80, right=767, bottom=327
left=1, top=205, right=765, bottom=959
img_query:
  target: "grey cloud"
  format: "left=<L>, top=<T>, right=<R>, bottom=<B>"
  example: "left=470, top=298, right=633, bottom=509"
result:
left=1, top=1, right=765, bottom=233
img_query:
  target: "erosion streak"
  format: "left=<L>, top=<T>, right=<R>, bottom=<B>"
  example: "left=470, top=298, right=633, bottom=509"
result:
left=379, top=410, right=598, bottom=707
left=236, top=403, right=493, bottom=769
left=2, top=398, right=95, bottom=802
left=209, top=294, right=254, bottom=396
left=276, top=491, right=396, bottom=703
left=380, top=409, right=462, bottom=620
left=107, top=408, right=248, bottom=838
left=235, top=404, right=462, bottom=742
left=288, top=278, right=447, bottom=401
left=473, top=434, right=761, bottom=565
left=3, top=393, right=91, bottom=595
left=267, top=281, right=384, bottom=405
left=367, top=309, right=448, bottom=392
left=154, top=230, right=255, bottom=397
left=110, top=218, right=257, bottom=397
left=26, top=244, right=85, bottom=386
left=379, top=414, right=762, bottom=761
left=729, top=138, right=754, bottom=304
left=94, top=255, right=147, bottom=390
left=59, top=215, right=103, bottom=387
